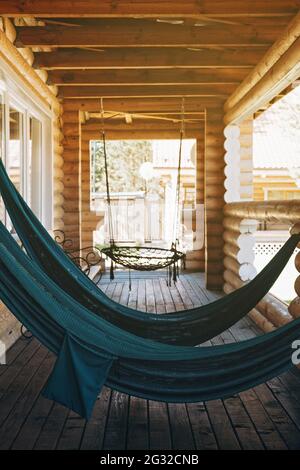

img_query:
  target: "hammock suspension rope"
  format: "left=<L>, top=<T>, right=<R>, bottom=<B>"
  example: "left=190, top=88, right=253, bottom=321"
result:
left=99, top=98, right=186, bottom=285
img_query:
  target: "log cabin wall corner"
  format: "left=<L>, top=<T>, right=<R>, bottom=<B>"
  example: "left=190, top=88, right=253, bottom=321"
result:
left=0, top=17, right=64, bottom=349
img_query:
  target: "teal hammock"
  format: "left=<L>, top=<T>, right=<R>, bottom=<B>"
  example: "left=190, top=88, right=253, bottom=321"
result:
left=0, top=158, right=298, bottom=345
left=0, top=221, right=299, bottom=419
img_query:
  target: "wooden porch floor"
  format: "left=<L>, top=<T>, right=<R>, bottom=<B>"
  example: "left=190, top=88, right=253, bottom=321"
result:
left=0, top=273, right=300, bottom=450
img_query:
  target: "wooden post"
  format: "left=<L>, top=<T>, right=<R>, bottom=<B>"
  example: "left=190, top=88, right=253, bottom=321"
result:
left=80, top=128, right=104, bottom=250
left=62, top=110, right=81, bottom=252
left=53, top=111, right=65, bottom=230
left=205, top=107, right=225, bottom=289
left=184, top=137, right=205, bottom=271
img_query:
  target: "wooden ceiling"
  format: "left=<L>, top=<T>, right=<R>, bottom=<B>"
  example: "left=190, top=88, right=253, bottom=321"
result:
left=1, top=1, right=299, bottom=122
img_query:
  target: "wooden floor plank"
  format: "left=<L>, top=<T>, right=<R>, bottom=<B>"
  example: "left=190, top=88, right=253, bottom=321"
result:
left=148, top=400, right=172, bottom=450
left=145, top=279, right=156, bottom=314
left=267, top=376, right=300, bottom=432
left=103, top=390, right=129, bottom=450
left=238, top=388, right=288, bottom=450
left=56, top=410, right=86, bottom=450
left=147, top=280, right=172, bottom=450
left=34, top=402, right=69, bottom=450
left=167, top=403, right=195, bottom=450
left=0, top=351, right=55, bottom=450
left=222, top=395, right=264, bottom=450
left=0, top=344, right=48, bottom=427
left=127, top=396, right=149, bottom=450
left=0, top=339, right=41, bottom=397
left=1, top=272, right=300, bottom=450
left=10, top=394, right=53, bottom=450
left=152, top=278, right=166, bottom=314
left=252, top=383, right=300, bottom=450
left=0, top=336, right=31, bottom=377
left=137, top=279, right=146, bottom=312
left=80, top=387, right=112, bottom=450
left=186, top=402, right=218, bottom=450
left=205, top=399, right=241, bottom=450
left=158, top=278, right=175, bottom=313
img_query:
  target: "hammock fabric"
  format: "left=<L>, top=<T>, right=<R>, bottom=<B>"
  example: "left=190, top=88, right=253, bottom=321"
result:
left=0, top=222, right=299, bottom=420
left=0, top=158, right=298, bottom=346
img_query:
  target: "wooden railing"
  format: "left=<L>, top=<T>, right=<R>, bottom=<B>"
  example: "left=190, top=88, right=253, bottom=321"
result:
left=223, top=200, right=300, bottom=332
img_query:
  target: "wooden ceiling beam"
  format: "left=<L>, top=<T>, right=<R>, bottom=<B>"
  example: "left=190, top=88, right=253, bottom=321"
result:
left=1, top=1, right=299, bottom=18
left=63, top=97, right=223, bottom=113
left=82, top=130, right=202, bottom=140
left=83, top=120, right=202, bottom=131
left=33, top=48, right=266, bottom=69
left=48, top=68, right=249, bottom=86
left=15, top=23, right=278, bottom=48
left=59, top=84, right=236, bottom=99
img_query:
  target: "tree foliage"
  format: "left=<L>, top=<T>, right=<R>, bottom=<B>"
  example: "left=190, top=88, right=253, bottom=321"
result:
left=91, top=140, right=153, bottom=193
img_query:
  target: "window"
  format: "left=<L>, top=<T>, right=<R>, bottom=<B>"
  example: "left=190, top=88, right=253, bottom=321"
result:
left=0, top=61, right=53, bottom=231
left=8, top=106, right=23, bottom=194
left=28, top=116, right=42, bottom=215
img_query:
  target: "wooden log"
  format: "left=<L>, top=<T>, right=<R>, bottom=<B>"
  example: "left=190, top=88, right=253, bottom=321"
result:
left=223, top=242, right=254, bottom=264
left=59, top=84, right=236, bottom=99
left=224, top=37, right=300, bottom=124
left=53, top=206, right=64, bottom=219
left=48, top=68, right=249, bottom=86
left=256, top=294, right=293, bottom=327
left=2, top=17, right=16, bottom=42
left=53, top=180, right=64, bottom=192
left=223, top=229, right=240, bottom=245
left=53, top=218, right=64, bottom=230
left=82, top=120, right=203, bottom=132
left=225, top=11, right=300, bottom=111
left=223, top=256, right=241, bottom=276
left=33, top=48, right=264, bottom=70
left=223, top=216, right=243, bottom=232
left=288, top=297, right=300, bottom=318
left=81, top=129, right=202, bottom=140
left=63, top=97, right=224, bottom=113
left=53, top=155, right=64, bottom=168
left=16, top=23, right=277, bottom=49
left=53, top=194, right=64, bottom=206
left=1, top=1, right=298, bottom=18
left=295, top=251, right=300, bottom=272
left=294, top=276, right=300, bottom=296
left=248, top=309, right=276, bottom=333
left=224, top=200, right=300, bottom=223
left=0, top=29, right=59, bottom=112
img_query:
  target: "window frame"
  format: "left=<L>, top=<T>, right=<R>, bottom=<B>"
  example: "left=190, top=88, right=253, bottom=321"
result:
left=0, top=61, right=53, bottom=230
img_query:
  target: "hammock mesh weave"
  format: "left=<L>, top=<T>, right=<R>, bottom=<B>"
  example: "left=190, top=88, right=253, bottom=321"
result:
left=101, top=245, right=185, bottom=270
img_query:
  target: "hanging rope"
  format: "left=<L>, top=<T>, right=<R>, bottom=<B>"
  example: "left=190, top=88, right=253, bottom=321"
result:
left=100, top=98, right=115, bottom=247
left=172, top=97, right=185, bottom=250
left=99, top=98, right=185, bottom=281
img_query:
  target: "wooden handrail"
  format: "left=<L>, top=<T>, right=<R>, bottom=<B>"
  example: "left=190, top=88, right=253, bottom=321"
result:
left=224, top=200, right=300, bottom=223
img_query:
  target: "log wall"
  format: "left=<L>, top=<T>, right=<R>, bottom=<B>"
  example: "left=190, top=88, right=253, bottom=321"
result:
left=81, top=129, right=103, bottom=249
left=62, top=111, right=81, bottom=252
left=205, top=107, right=225, bottom=289
left=0, top=17, right=63, bottom=351
left=223, top=201, right=300, bottom=332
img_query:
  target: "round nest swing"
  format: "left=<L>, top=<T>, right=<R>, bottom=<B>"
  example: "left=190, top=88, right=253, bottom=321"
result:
left=101, top=245, right=185, bottom=271
left=98, top=98, right=186, bottom=281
